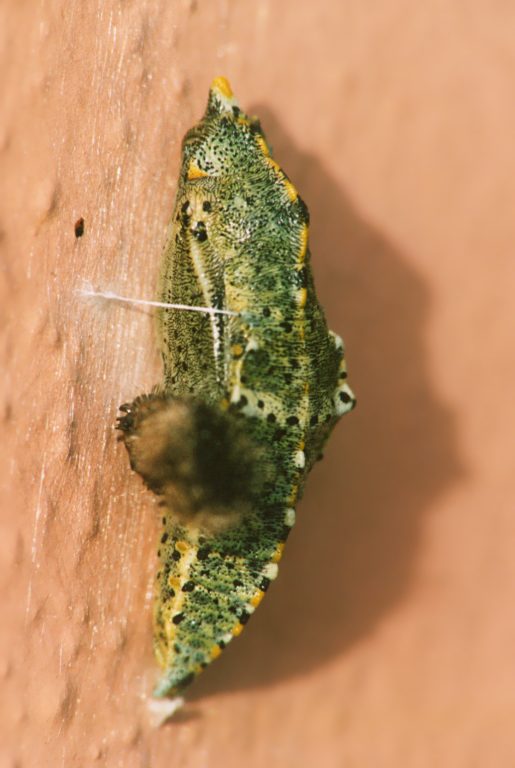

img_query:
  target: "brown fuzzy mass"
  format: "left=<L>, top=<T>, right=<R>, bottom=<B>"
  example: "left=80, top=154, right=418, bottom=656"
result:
left=118, top=394, right=269, bottom=533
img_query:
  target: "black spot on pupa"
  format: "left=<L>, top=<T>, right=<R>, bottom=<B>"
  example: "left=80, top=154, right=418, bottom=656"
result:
left=172, top=549, right=182, bottom=562
left=172, top=613, right=185, bottom=625
left=296, top=266, right=308, bottom=288
left=259, top=577, right=271, bottom=591
left=262, top=307, right=271, bottom=318
left=266, top=413, right=277, bottom=424
left=202, top=200, right=212, bottom=212
left=181, top=200, right=190, bottom=213
left=286, top=415, right=299, bottom=426
left=280, top=321, right=293, bottom=333
left=339, top=391, right=352, bottom=404
left=177, top=672, right=195, bottom=688
left=197, top=547, right=211, bottom=561
left=239, top=611, right=251, bottom=625
left=310, top=414, right=318, bottom=426
left=160, top=532, right=169, bottom=544
left=182, top=581, right=195, bottom=593
left=297, top=196, right=310, bottom=224
left=257, top=400, right=265, bottom=409
left=249, top=119, right=263, bottom=135
left=192, top=221, right=207, bottom=242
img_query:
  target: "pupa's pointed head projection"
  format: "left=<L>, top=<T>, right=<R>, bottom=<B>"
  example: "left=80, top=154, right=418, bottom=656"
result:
left=118, top=77, right=355, bottom=699
left=206, top=75, right=240, bottom=114
left=179, top=76, right=271, bottom=186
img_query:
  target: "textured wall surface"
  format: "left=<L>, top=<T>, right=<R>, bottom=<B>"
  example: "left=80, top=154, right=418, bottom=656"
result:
left=1, top=1, right=514, bottom=766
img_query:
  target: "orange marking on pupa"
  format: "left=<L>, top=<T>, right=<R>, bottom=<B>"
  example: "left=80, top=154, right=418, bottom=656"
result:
left=211, top=76, right=234, bottom=99
left=187, top=162, right=210, bottom=181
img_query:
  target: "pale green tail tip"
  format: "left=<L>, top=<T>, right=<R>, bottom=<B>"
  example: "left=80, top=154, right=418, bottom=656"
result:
left=153, top=675, right=175, bottom=698
left=153, top=670, right=195, bottom=698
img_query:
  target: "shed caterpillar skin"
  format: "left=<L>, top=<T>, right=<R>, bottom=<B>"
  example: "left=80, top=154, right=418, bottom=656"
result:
left=118, top=77, right=356, bottom=698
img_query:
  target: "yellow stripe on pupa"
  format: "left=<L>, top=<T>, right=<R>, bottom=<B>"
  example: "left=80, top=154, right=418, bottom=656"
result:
left=255, top=135, right=271, bottom=157
left=267, top=157, right=281, bottom=174
left=282, top=178, right=298, bottom=202
left=298, top=224, right=309, bottom=263
left=297, top=287, right=307, bottom=307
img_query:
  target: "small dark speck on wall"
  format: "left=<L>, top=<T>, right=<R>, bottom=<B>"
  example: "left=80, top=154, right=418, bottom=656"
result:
left=74, top=217, right=85, bottom=238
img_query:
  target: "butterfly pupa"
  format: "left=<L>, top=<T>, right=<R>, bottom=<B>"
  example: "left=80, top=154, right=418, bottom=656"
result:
left=118, top=76, right=356, bottom=697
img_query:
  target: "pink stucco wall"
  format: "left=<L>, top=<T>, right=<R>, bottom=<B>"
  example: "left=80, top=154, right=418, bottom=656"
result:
left=1, top=2, right=514, bottom=765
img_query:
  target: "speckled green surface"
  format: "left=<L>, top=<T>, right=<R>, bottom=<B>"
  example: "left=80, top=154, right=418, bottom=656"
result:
left=119, top=78, right=355, bottom=697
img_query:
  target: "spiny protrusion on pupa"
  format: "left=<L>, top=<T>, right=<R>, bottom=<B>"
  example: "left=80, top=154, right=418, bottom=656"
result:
left=117, top=394, right=272, bottom=534
left=207, top=76, right=240, bottom=116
